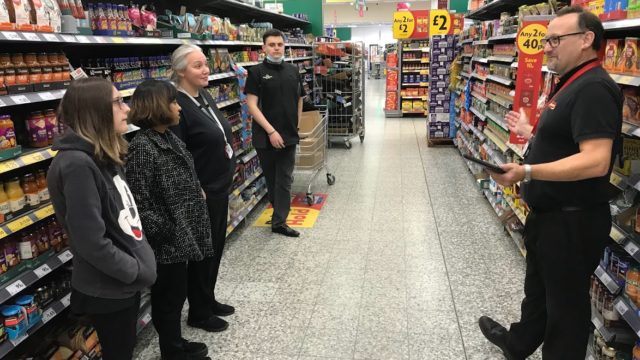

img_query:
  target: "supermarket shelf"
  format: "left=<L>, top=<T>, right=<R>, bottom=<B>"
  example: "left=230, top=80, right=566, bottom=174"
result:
left=488, top=33, right=517, bottom=42
left=191, top=0, right=310, bottom=27
left=136, top=300, right=153, bottom=335
left=622, top=120, right=640, bottom=138
left=0, top=203, right=55, bottom=240
left=0, top=292, right=71, bottom=357
left=0, top=89, right=66, bottom=107
left=610, top=171, right=640, bottom=192
left=487, top=74, right=514, bottom=86
left=286, top=56, right=313, bottom=62
left=472, top=57, right=488, bottom=63
left=241, top=149, right=258, bottom=163
left=461, top=71, right=471, bottom=78
left=209, top=72, right=236, bottom=81
left=487, top=55, right=515, bottom=63
left=595, top=265, right=622, bottom=294
left=486, top=92, right=513, bottom=109
left=470, top=106, right=487, bottom=121
left=0, top=248, right=72, bottom=304
left=236, top=61, right=261, bottom=67
left=230, top=170, right=264, bottom=199
left=609, top=73, right=640, bottom=87
left=482, top=143, right=505, bottom=166
left=471, top=72, right=487, bottom=81
left=505, top=225, right=526, bottom=258
left=613, top=296, right=640, bottom=338
left=401, top=96, right=428, bottom=100
left=505, top=197, right=527, bottom=224
left=466, top=0, right=544, bottom=20
left=461, top=53, right=473, bottom=58
left=402, top=111, right=427, bottom=115
left=507, top=142, right=524, bottom=159
left=591, top=304, right=627, bottom=343
left=484, top=128, right=508, bottom=153
left=401, top=69, right=430, bottom=74
left=486, top=110, right=509, bottom=132
left=603, top=18, right=640, bottom=31
left=402, top=47, right=429, bottom=52
left=472, top=40, right=489, bottom=45
left=609, top=223, right=640, bottom=263
left=468, top=122, right=486, bottom=143
left=460, top=39, right=473, bottom=45
left=227, top=190, right=268, bottom=236
left=401, top=83, right=429, bottom=87
left=0, top=147, right=56, bottom=175
left=216, top=98, right=241, bottom=109
left=231, top=123, right=243, bottom=133
left=471, top=92, right=488, bottom=104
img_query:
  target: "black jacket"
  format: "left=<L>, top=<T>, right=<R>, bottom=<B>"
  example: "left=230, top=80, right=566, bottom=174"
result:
left=47, top=129, right=157, bottom=303
left=125, top=129, right=214, bottom=264
left=171, top=90, right=235, bottom=199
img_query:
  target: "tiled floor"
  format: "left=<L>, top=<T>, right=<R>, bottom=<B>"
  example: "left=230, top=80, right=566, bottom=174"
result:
left=134, top=79, right=541, bottom=360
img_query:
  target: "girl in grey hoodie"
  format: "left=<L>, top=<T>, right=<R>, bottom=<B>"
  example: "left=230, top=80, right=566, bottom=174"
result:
left=48, top=77, right=157, bottom=360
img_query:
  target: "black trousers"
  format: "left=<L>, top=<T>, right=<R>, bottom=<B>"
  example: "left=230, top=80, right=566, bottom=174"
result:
left=89, top=293, right=140, bottom=360
left=152, top=262, right=188, bottom=356
left=256, top=145, right=296, bottom=228
left=187, top=195, right=229, bottom=322
left=506, top=205, right=609, bottom=360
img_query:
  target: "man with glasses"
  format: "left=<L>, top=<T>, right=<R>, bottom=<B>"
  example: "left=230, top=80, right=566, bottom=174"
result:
left=478, top=6, right=622, bottom=360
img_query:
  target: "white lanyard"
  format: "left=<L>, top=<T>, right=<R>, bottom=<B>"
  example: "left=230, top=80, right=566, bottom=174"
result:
left=179, top=89, right=229, bottom=143
left=179, top=88, right=233, bottom=159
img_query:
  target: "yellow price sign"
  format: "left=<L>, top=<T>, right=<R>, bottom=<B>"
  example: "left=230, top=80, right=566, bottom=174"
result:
left=393, top=11, right=415, bottom=39
left=517, top=23, right=547, bottom=55
left=0, top=228, right=7, bottom=239
left=7, top=216, right=33, bottom=233
left=35, top=205, right=54, bottom=219
left=0, top=161, right=19, bottom=174
left=112, top=37, right=125, bottom=44
left=610, top=225, right=626, bottom=243
left=420, top=70, right=429, bottom=75
left=429, top=10, right=451, bottom=36
left=23, top=152, right=46, bottom=165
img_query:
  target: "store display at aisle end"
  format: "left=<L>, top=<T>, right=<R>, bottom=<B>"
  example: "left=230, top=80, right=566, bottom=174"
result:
left=0, top=0, right=316, bottom=357
left=455, top=1, right=640, bottom=359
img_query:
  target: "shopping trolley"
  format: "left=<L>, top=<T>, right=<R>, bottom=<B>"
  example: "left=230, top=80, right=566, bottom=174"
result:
left=294, top=109, right=336, bottom=205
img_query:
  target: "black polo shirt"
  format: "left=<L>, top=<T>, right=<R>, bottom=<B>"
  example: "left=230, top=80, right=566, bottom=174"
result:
left=244, top=59, right=304, bottom=149
left=522, top=60, right=622, bottom=210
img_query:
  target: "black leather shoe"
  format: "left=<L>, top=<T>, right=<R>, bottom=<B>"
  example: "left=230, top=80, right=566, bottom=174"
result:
left=478, top=316, right=518, bottom=360
left=187, top=316, right=229, bottom=332
left=212, top=300, right=235, bottom=316
left=181, top=339, right=208, bottom=357
left=272, top=225, right=300, bottom=237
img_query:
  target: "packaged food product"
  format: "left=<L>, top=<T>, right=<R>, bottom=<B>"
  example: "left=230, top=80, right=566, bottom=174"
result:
left=36, top=225, right=49, bottom=252
left=21, top=173, right=39, bottom=207
left=1, top=305, right=27, bottom=340
left=627, top=266, right=640, bottom=305
left=633, top=339, right=640, bottom=360
left=29, top=0, right=51, bottom=31
left=43, top=0, right=61, bottom=32
left=6, top=0, right=32, bottom=30
left=47, top=219, right=63, bottom=251
left=44, top=109, right=57, bottom=144
left=15, top=294, right=40, bottom=325
left=18, top=231, right=38, bottom=259
left=3, top=239, right=20, bottom=267
left=36, top=169, right=48, bottom=201
left=6, top=177, right=24, bottom=213
left=0, top=0, right=12, bottom=30
left=0, top=114, right=16, bottom=149
left=26, top=111, right=49, bottom=147
left=623, top=87, right=640, bottom=125
left=622, top=38, right=639, bottom=74
left=0, top=183, right=9, bottom=223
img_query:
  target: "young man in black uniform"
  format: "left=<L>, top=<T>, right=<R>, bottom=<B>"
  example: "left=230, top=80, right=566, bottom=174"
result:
left=478, top=6, right=622, bottom=360
left=245, top=29, right=304, bottom=237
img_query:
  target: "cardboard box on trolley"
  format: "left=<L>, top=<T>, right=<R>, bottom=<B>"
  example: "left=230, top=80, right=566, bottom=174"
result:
left=297, top=111, right=326, bottom=168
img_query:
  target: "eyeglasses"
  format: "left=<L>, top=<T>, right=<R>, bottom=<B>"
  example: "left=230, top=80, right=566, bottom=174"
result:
left=541, top=31, right=586, bottom=48
left=112, top=97, right=126, bottom=108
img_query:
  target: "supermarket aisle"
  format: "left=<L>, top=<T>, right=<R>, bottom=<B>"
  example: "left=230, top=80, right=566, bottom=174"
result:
left=134, top=79, right=535, bottom=360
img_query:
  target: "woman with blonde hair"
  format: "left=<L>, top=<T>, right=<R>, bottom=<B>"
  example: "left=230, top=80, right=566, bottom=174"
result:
left=48, top=77, right=157, bottom=360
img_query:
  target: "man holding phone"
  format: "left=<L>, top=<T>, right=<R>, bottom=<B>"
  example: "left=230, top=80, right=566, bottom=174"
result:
left=478, top=6, right=622, bottom=360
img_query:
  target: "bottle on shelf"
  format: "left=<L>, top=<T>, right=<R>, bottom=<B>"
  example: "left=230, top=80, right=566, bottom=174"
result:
left=6, top=177, right=25, bottom=214
left=36, top=169, right=49, bottom=202
left=0, top=183, right=10, bottom=223
left=22, top=173, right=40, bottom=208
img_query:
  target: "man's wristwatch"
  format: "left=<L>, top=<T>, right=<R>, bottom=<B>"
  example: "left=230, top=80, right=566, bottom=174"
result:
left=523, top=164, right=532, bottom=183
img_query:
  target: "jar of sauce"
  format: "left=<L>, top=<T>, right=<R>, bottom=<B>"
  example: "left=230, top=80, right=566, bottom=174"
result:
left=36, top=53, right=48, bottom=65
left=51, top=66, right=63, bottom=82
left=18, top=231, right=38, bottom=260
left=29, top=66, right=42, bottom=84
left=6, top=178, right=25, bottom=213
left=633, top=339, right=640, bottom=360
left=36, top=226, right=50, bottom=252
left=47, top=53, right=58, bottom=65
left=36, top=169, right=49, bottom=202
left=24, top=53, right=36, bottom=66
left=26, top=111, right=49, bottom=147
left=0, top=182, right=10, bottom=223
left=15, top=295, right=39, bottom=326
left=3, top=239, right=20, bottom=268
left=44, top=109, right=57, bottom=144
left=21, top=173, right=39, bottom=207
left=41, top=66, right=53, bottom=83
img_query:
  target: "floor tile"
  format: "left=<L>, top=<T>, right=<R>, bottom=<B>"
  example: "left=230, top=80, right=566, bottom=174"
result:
left=300, top=327, right=357, bottom=358
left=354, top=331, right=409, bottom=360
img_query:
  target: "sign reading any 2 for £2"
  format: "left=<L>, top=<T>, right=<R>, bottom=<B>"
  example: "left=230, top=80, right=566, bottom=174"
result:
left=393, top=12, right=415, bottom=39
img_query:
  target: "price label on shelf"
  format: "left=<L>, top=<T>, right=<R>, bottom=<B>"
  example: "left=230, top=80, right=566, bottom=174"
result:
left=420, top=70, right=429, bottom=75
left=0, top=98, right=5, bottom=107
left=60, top=293, right=71, bottom=307
left=7, top=216, right=34, bottom=233
left=592, top=314, right=603, bottom=329
left=58, top=250, right=73, bottom=263
left=595, top=266, right=605, bottom=279
left=0, top=160, right=19, bottom=174
left=615, top=299, right=628, bottom=315
left=112, top=37, right=125, bottom=44
left=10, top=334, right=27, bottom=346
left=61, top=35, right=76, bottom=43
left=95, top=37, right=107, bottom=44
left=610, top=226, right=626, bottom=243
left=35, top=205, right=54, bottom=219
left=3, top=32, right=21, bottom=41
left=43, top=33, right=60, bottom=42
left=42, top=307, right=56, bottom=324
left=10, top=95, right=30, bottom=105
left=626, top=241, right=640, bottom=256
left=23, top=152, right=45, bottom=165
left=76, top=35, right=90, bottom=43
left=6, top=280, right=26, bottom=296
left=34, top=264, right=52, bottom=278
left=141, top=312, right=152, bottom=325
left=39, top=92, right=55, bottom=101
left=610, top=172, right=625, bottom=188
left=23, top=32, right=40, bottom=41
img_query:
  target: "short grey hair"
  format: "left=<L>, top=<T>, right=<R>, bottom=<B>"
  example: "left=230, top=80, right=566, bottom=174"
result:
left=170, top=44, right=204, bottom=83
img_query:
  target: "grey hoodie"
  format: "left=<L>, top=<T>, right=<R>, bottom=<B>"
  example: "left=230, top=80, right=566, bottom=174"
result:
left=47, top=129, right=157, bottom=300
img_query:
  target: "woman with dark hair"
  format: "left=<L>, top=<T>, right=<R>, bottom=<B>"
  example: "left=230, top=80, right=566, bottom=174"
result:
left=47, top=77, right=157, bottom=360
left=125, top=79, right=211, bottom=360
left=170, top=44, right=235, bottom=332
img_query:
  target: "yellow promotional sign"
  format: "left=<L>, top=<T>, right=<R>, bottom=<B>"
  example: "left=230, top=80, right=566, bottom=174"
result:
left=429, top=9, right=451, bottom=36
left=393, top=11, right=415, bottom=39
left=254, top=193, right=328, bottom=229
left=517, top=23, right=547, bottom=55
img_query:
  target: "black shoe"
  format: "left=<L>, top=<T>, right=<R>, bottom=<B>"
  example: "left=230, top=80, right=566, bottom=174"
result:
left=478, top=316, right=518, bottom=360
left=181, top=339, right=208, bottom=357
left=272, top=225, right=300, bottom=237
left=187, top=316, right=229, bottom=332
left=212, top=300, right=235, bottom=316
